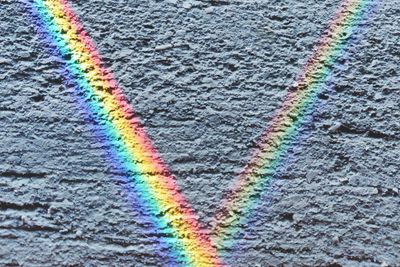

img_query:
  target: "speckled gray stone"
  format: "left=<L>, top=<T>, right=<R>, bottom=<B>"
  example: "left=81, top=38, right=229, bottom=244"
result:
left=0, top=0, right=399, bottom=266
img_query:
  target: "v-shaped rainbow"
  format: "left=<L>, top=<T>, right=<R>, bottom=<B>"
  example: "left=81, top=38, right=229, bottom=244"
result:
left=211, top=0, right=373, bottom=250
left=24, top=0, right=220, bottom=265
left=23, top=0, right=374, bottom=264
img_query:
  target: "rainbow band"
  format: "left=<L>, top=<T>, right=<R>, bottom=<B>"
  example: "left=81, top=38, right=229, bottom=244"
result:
left=211, top=0, right=372, bottom=250
left=23, top=0, right=373, bottom=264
left=25, top=0, right=220, bottom=265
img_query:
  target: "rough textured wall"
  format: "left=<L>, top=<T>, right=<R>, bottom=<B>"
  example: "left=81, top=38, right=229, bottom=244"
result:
left=0, top=0, right=399, bottom=266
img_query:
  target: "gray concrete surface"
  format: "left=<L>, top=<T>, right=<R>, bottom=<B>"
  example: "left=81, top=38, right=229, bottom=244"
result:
left=0, top=0, right=399, bottom=266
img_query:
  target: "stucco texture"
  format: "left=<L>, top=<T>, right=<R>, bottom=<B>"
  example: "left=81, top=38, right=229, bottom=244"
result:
left=0, top=0, right=399, bottom=266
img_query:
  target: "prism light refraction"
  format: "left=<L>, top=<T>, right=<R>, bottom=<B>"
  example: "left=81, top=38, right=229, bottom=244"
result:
left=24, top=0, right=221, bottom=265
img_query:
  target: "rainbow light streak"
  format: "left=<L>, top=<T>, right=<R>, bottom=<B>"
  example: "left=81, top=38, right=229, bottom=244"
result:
left=211, top=0, right=372, bottom=250
left=23, top=6, right=183, bottom=263
left=24, top=0, right=220, bottom=265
